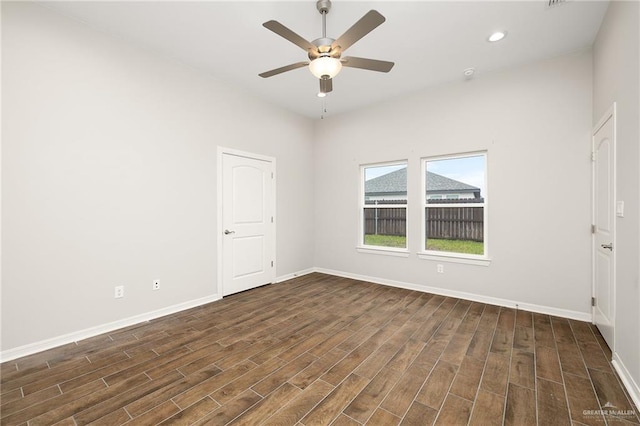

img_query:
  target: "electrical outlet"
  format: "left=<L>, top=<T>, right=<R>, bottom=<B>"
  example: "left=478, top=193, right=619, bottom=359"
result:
left=114, top=285, right=124, bottom=298
left=153, top=280, right=160, bottom=291
left=437, top=264, right=444, bottom=274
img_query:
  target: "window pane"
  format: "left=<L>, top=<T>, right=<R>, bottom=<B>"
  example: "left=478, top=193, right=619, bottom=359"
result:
left=425, top=206, right=484, bottom=255
left=363, top=162, right=407, bottom=249
left=425, top=155, right=485, bottom=203
left=424, top=153, right=486, bottom=256
left=364, top=207, right=407, bottom=248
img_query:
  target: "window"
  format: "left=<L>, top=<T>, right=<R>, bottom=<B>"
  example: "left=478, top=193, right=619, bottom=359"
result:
left=360, top=162, right=408, bottom=251
left=422, top=153, right=487, bottom=258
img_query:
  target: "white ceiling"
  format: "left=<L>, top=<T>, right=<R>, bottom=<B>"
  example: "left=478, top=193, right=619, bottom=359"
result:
left=40, top=1, right=609, bottom=119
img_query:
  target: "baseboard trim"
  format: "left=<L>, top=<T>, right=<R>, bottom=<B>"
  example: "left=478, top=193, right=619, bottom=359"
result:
left=612, top=354, right=640, bottom=411
left=0, top=266, right=595, bottom=361
left=314, top=267, right=592, bottom=322
left=275, top=268, right=316, bottom=283
left=0, top=294, right=221, bottom=363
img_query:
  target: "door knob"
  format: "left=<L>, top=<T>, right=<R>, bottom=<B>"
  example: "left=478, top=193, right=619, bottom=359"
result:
left=601, top=243, right=613, bottom=250
left=224, top=229, right=235, bottom=235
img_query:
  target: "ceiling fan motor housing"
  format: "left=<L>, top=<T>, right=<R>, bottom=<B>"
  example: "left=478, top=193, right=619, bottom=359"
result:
left=310, top=38, right=338, bottom=60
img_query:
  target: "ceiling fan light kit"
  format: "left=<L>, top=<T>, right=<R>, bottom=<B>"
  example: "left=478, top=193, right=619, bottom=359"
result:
left=309, top=56, right=342, bottom=79
left=259, top=0, right=394, bottom=96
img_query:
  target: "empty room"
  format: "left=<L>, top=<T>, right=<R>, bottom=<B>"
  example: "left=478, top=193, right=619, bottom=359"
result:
left=1, top=0, right=639, bottom=425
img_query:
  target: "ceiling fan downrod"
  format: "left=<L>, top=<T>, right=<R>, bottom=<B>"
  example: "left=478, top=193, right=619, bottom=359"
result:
left=317, top=0, right=331, bottom=38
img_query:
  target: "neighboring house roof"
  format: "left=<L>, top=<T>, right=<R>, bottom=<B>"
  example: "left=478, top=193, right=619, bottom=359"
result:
left=426, top=171, right=479, bottom=192
left=365, top=167, right=409, bottom=194
left=364, top=167, right=480, bottom=195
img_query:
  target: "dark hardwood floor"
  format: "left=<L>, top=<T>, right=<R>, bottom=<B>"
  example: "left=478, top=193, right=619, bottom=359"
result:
left=1, top=273, right=638, bottom=425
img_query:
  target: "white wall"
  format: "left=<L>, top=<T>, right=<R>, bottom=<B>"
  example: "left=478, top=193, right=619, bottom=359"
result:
left=593, top=0, right=640, bottom=406
left=1, top=2, right=315, bottom=352
left=314, top=50, right=593, bottom=317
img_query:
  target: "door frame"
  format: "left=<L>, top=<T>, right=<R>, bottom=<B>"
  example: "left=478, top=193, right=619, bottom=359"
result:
left=591, top=103, right=616, bottom=347
left=217, top=146, right=276, bottom=297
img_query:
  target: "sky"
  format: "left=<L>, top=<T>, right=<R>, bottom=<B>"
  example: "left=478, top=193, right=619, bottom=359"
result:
left=428, top=155, right=486, bottom=197
left=364, top=155, right=486, bottom=198
left=364, top=164, right=405, bottom=181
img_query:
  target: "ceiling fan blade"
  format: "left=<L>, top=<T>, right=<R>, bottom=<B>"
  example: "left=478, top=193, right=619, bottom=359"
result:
left=341, top=56, right=394, bottom=73
left=331, top=10, right=385, bottom=53
left=263, top=20, right=317, bottom=54
left=259, top=61, right=309, bottom=78
left=320, top=78, right=333, bottom=94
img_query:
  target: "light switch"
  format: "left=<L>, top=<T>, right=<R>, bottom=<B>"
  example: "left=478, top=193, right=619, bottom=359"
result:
left=616, top=200, right=624, bottom=217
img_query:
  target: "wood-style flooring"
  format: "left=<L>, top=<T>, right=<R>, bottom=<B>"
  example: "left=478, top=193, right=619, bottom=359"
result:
left=1, top=273, right=638, bottom=425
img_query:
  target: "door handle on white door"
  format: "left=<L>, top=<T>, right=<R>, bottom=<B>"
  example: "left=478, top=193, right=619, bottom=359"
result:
left=601, top=243, right=613, bottom=250
left=224, top=230, right=235, bottom=235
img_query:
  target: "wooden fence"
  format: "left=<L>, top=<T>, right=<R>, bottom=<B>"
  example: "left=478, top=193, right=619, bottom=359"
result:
left=364, top=206, right=484, bottom=241
left=425, top=206, right=484, bottom=241
left=364, top=208, right=407, bottom=236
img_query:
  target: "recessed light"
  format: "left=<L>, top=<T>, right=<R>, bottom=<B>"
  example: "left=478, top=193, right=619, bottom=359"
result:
left=488, top=31, right=507, bottom=42
left=464, top=67, right=475, bottom=77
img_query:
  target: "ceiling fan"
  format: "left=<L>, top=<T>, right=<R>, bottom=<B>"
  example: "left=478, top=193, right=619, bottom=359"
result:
left=259, top=0, right=395, bottom=96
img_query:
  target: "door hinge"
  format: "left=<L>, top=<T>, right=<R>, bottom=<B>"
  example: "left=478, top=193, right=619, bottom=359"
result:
left=591, top=224, right=597, bottom=234
left=271, top=216, right=274, bottom=223
left=271, top=261, right=274, bottom=267
left=591, top=152, right=596, bottom=162
left=591, top=297, right=596, bottom=307
left=271, top=172, right=274, bottom=179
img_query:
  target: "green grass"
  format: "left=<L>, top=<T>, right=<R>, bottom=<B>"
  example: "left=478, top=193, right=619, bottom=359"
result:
left=364, top=234, right=484, bottom=255
left=364, top=234, right=407, bottom=248
left=426, top=238, right=484, bottom=255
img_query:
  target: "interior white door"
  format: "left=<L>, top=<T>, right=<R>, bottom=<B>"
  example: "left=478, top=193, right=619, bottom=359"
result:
left=592, top=109, right=615, bottom=350
left=222, top=153, right=275, bottom=296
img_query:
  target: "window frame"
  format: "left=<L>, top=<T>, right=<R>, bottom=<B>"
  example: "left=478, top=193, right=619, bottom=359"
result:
left=419, top=152, right=490, bottom=265
left=357, top=160, right=410, bottom=256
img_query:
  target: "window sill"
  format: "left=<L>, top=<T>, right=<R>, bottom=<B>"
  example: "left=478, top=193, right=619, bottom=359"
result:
left=356, top=246, right=410, bottom=258
left=417, top=252, right=491, bottom=266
